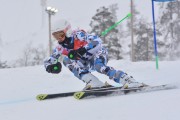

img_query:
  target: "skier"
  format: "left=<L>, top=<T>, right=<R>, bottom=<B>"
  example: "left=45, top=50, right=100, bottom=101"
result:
left=44, top=19, right=144, bottom=90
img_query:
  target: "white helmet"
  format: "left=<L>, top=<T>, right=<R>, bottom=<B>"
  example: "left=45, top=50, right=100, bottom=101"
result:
left=52, top=19, right=72, bottom=37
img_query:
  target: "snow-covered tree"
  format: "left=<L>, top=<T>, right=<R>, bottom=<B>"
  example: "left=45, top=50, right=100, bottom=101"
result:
left=30, top=44, right=47, bottom=66
left=109, top=4, right=118, bottom=22
left=0, top=60, right=9, bottom=69
left=0, top=54, right=9, bottom=69
left=134, top=19, right=164, bottom=61
left=158, top=1, right=180, bottom=60
left=127, top=3, right=163, bottom=61
left=15, top=42, right=47, bottom=67
left=0, top=33, right=2, bottom=47
left=90, top=5, right=123, bottom=59
left=134, top=20, right=153, bottom=61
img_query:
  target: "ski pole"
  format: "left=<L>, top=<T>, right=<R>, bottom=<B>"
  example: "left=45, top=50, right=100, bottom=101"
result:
left=101, top=13, right=132, bottom=37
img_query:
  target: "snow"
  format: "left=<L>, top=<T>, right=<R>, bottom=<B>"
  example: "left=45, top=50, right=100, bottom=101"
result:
left=0, top=60, right=180, bottom=120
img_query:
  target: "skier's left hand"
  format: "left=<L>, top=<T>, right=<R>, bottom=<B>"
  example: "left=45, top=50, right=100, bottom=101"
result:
left=68, top=47, right=87, bottom=60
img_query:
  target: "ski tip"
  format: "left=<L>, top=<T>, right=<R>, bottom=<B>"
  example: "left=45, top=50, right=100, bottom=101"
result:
left=36, top=94, right=48, bottom=101
left=73, top=92, right=85, bottom=100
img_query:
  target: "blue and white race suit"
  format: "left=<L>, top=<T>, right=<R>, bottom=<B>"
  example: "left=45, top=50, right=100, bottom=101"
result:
left=44, top=30, right=124, bottom=83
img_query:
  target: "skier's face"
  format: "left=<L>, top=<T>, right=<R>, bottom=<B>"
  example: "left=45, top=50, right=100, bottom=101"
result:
left=52, top=31, right=66, bottom=43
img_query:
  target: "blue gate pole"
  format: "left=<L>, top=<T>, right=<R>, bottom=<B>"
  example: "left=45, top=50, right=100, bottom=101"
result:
left=151, top=0, right=159, bottom=70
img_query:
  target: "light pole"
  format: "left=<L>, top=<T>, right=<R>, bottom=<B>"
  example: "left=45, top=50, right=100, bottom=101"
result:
left=45, top=6, right=58, bottom=56
left=131, top=0, right=135, bottom=62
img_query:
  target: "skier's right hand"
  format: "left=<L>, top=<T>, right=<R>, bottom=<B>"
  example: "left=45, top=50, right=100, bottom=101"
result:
left=46, top=62, right=62, bottom=74
left=44, top=57, right=62, bottom=74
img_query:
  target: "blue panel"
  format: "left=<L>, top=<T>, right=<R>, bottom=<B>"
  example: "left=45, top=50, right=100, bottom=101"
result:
left=153, top=0, right=175, bottom=2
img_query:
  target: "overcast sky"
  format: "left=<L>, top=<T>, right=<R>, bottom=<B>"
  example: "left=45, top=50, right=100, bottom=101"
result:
left=0, top=0, right=162, bottom=61
left=0, top=0, right=160, bottom=43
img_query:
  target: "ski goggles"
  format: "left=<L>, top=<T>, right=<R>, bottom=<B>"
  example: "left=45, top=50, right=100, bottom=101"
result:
left=52, top=31, right=66, bottom=40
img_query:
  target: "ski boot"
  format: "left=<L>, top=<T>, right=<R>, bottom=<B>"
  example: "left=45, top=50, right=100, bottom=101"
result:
left=120, top=73, right=145, bottom=89
left=105, top=67, right=144, bottom=89
left=81, top=73, right=104, bottom=90
left=81, top=73, right=113, bottom=90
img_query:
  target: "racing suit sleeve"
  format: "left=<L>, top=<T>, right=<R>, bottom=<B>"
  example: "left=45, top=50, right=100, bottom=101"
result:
left=44, top=45, right=68, bottom=71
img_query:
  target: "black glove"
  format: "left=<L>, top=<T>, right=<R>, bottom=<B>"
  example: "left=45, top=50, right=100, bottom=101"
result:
left=68, top=47, right=87, bottom=60
left=46, top=62, right=62, bottom=74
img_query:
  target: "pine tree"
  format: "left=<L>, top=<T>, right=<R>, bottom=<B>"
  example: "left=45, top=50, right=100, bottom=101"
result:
left=159, top=1, right=180, bottom=60
left=134, top=19, right=163, bottom=61
left=89, top=5, right=122, bottom=59
left=0, top=59, right=8, bottom=69
left=15, top=42, right=47, bottom=67
left=0, top=33, right=2, bottom=47
left=127, top=3, right=163, bottom=61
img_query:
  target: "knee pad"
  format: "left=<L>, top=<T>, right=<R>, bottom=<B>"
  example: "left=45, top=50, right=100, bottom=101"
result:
left=94, top=58, right=104, bottom=72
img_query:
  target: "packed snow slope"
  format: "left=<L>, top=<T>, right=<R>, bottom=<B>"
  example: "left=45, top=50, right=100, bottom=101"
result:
left=0, top=60, right=180, bottom=120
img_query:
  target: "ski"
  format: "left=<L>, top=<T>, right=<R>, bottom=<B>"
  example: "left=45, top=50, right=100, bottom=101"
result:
left=36, top=84, right=176, bottom=101
left=36, top=86, right=123, bottom=101
left=73, top=84, right=176, bottom=100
